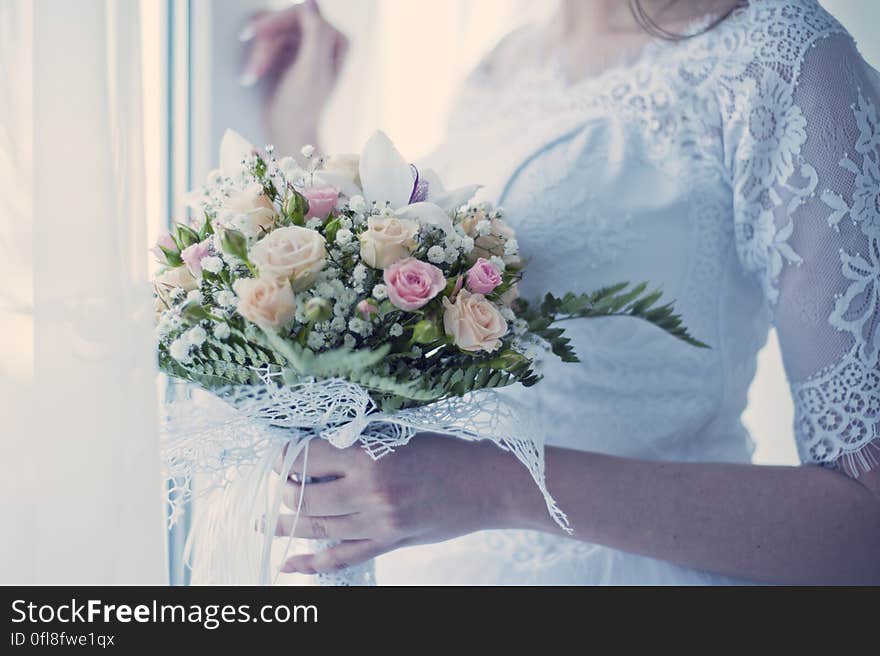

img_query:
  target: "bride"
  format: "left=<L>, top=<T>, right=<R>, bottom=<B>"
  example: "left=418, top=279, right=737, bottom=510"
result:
left=241, top=0, right=880, bottom=584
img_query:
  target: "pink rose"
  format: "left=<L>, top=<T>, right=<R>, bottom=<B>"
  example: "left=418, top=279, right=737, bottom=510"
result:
left=303, top=186, right=339, bottom=220
left=466, top=258, right=502, bottom=294
left=151, top=232, right=178, bottom=264
left=357, top=299, right=378, bottom=319
left=181, top=239, right=212, bottom=276
left=383, top=258, right=446, bottom=311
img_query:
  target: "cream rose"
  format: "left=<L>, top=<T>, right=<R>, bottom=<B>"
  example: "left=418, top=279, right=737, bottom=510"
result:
left=154, top=265, right=198, bottom=299
left=220, top=182, right=277, bottom=237
left=153, top=266, right=199, bottom=317
left=460, top=209, right=489, bottom=238
left=249, top=226, right=327, bottom=291
left=233, top=277, right=296, bottom=329
left=358, top=216, right=420, bottom=269
left=471, top=219, right=521, bottom=268
left=442, top=289, right=509, bottom=353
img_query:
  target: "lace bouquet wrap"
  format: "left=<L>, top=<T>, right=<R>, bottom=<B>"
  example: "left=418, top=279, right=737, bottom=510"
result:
left=154, top=130, right=704, bottom=585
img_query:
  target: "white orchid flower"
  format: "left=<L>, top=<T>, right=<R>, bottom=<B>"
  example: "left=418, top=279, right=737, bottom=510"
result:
left=313, top=166, right=361, bottom=199
left=418, top=167, right=481, bottom=215
left=354, top=131, right=480, bottom=235
left=219, top=128, right=257, bottom=179
left=208, top=130, right=480, bottom=236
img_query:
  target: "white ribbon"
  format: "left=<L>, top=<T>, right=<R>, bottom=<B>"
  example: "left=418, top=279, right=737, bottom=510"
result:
left=162, top=374, right=571, bottom=586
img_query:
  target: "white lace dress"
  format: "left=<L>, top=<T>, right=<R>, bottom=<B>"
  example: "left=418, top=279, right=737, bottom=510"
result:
left=374, top=0, right=880, bottom=585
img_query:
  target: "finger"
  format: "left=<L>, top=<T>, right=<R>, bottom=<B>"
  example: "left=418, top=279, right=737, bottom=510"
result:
left=280, top=539, right=387, bottom=574
left=240, top=35, right=288, bottom=86
left=243, top=0, right=326, bottom=43
left=273, top=440, right=358, bottom=479
left=331, top=31, right=349, bottom=77
left=241, top=2, right=308, bottom=42
left=291, top=439, right=360, bottom=478
left=273, top=513, right=370, bottom=540
left=282, top=477, right=358, bottom=516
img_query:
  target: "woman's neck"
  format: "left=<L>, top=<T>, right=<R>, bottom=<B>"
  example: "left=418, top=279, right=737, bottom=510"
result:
left=554, top=0, right=638, bottom=39
left=551, top=0, right=739, bottom=42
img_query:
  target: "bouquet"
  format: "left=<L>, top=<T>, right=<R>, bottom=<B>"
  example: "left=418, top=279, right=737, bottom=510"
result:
left=155, top=130, right=704, bottom=585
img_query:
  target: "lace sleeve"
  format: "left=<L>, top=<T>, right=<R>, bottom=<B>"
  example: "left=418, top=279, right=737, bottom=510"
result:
left=730, top=23, right=880, bottom=478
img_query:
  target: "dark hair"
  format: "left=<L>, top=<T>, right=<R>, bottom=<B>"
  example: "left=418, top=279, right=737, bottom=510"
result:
left=628, top=0, right=747, bottom=41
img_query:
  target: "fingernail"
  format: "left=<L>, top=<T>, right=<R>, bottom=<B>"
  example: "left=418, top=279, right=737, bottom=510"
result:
left=239, top=71, right=258, bottom=87
left=238, top=25, right=255, bottom=42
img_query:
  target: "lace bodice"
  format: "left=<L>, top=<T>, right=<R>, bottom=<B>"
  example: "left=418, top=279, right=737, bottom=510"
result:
left=430, top=0, right=880, bottom=477
left=376, top=0, right=880, bottom=584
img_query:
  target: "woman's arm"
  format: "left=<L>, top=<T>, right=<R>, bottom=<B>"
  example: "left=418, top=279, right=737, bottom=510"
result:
left=240, top=0, right=348, bottom=154
left=511, top=446, right=880, bottom=584
left=273, top=436, right=880, bottom=584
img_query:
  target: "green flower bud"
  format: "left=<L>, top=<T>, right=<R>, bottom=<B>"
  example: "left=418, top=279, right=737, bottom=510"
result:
left=159, top=245, right=184, bottom=268
left=285, top=191, right=309, bottom=226
left=304, top=297, right=331, bottom=323
left=220, top=228, right=249, bottom=261
left=488, top=350, right=528, bottom=371
left=181, top=301, right=211, bottom=324
left=412, top=319, right=443, bottom=344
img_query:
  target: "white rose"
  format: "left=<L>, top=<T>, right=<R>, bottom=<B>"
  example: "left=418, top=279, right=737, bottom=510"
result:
left=219, top=182, right=276, bottom=237
left=154, top=266, right=198, bottom=311
left=442, top=289, right=508, bottom=353
left=233, top=277, right=297, bottom=329
left=358, top=215, right=420, bottom=269
left=249, top=226, right=327, bottom=291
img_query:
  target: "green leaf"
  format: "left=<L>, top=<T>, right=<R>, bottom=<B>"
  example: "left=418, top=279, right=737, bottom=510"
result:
left=220, top=229, right=249, bottom=261
left=175, top=223, right=201, bottom=248
left=522, top=282, right=709, bottom=360
left=159, top=246, right=183, bottom=267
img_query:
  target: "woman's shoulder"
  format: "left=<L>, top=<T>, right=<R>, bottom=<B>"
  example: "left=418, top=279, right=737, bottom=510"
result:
left=715, top=0, right=849, bottom=73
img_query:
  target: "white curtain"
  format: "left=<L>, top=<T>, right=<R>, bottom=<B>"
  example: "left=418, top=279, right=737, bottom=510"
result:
left=0, top=0, right=165, bottom=584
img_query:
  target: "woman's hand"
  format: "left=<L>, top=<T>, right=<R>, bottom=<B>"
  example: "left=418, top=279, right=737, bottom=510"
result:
left=239, top=0, right=348, bottom=154
left=272, top=434, right=531, bottom=574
